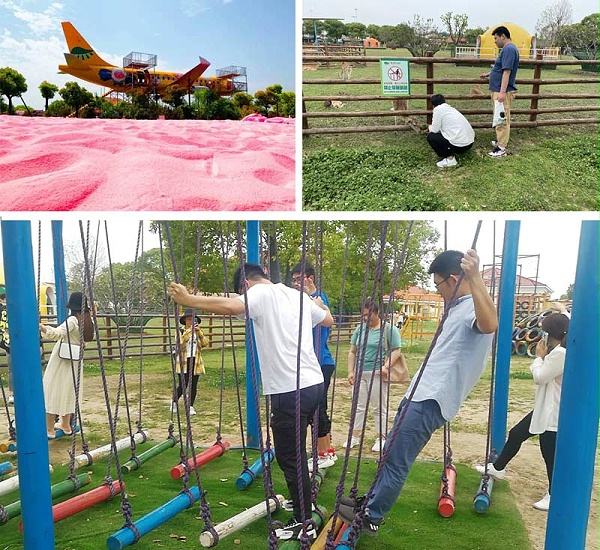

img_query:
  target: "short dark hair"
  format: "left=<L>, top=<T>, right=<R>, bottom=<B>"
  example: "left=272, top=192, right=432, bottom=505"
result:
left=362, top=299, right=379, bottom=314
left=291, top=262, right=315, bottom=279
left=232, top=263, right=268, bottom=294
left=542, top=313, right=569, bottom=342
left=492, top=26, right=511, bottom=39
left=431, top=94, right=446, bottom=107
left=428, top=250, right=463, bottom=278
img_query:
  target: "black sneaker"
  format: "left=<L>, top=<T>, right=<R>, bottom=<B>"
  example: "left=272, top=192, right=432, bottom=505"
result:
left=274, top=517, right=317, bottom=541
left=361, top=514, right=382, bottom=537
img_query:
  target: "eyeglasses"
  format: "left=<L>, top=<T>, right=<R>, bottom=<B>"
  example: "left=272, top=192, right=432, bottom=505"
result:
left=434, top=276, right=451, bottom=291
left=292, top=275, right=303, bottom=284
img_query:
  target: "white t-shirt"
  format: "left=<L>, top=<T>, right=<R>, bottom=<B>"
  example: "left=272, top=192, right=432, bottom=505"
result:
left=236, top=283, right=326, bottom=395
left=428, top=103, right=475, bottom=147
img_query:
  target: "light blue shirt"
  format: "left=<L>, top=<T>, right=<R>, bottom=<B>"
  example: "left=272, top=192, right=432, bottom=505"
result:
left=351, top=322, right=401, bottom=372
left=407, top=295, right=493, bottom=421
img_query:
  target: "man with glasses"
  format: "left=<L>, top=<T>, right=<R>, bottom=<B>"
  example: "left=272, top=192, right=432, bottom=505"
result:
left=168, top=264, right=333, bottom=542
left=291, top=262, right=337, bottom=470
left=339, top=248, right=497, bottom=536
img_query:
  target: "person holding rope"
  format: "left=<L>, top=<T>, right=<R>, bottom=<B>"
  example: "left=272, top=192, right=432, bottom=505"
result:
left=171, top=309, right=209, bottom=416
left=476, top=312, right=569, bottom=511
left=291, top=261, right=337, bottom=470
left=340, top=249, right=497, bottom=535
left=168, top=263, right=334, bottom=542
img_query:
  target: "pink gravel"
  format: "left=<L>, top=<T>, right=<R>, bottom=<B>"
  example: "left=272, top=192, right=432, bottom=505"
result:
left=0, top=116, right=296, bottom=211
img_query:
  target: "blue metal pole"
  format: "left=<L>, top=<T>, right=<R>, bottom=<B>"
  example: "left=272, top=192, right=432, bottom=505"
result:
left=106, top=486, right=200, bottom=549
left=492, top=221, right=520, bottom=455
left=51, top=221, right=68, bottom=325
left=1, top=220, right=54, bottom=549
left=245, top=221, right=261, bottom=448
left=545, top=220, right=599, bottom=550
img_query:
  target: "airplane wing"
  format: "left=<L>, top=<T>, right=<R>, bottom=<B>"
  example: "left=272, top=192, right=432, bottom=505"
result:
left=172, top=57, right=211, bottom=89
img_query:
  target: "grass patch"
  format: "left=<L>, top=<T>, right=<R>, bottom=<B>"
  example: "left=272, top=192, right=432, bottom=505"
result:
left=0, top=449, right=529, bottom=549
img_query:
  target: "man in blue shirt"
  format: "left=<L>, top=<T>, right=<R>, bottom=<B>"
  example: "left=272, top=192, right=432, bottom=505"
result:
left=292, top=262, right=337, bottom=469
left=480, top=25, right=520, bottom=157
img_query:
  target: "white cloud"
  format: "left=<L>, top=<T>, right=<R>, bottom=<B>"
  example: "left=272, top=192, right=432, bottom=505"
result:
left=180, top=0, right=210, bottom=17
left=0, top=0, right=63, bottom=35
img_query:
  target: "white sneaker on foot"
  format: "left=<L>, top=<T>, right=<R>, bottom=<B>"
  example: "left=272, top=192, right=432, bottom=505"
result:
left=488, top=146, right=507, bottom=158
left=371, top=438, right=386, bottom=453
left=170, top=401, right=178, bottom=413
left=342, top=436, right=359, bottom=449
left=436, top=157, right=457, bottom=168
left=533, top=492, right=550, bottom=511
left=7, top=395, right=14, bottom=405
left=189, top=406, right=197, bottom=416
left=475, top=462, right=506, bottom=480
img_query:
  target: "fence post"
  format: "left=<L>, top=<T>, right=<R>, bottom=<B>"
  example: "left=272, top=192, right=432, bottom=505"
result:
left=161, top=313, right=167, bottom=354
left=105, top=315, right=113, bottom=358
left=530, top=53, right=543, bottom=122
left=302, top=99, right=308, bottom=130
left=426, top=52, right=434, bottom=125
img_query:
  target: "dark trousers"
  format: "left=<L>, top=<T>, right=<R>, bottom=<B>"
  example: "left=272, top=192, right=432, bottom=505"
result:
left=271, top=383, right=323, bottom=521
left=427, top=132, right=473, bottom=158
left=317, top=364, right=335, bottom=437
left=494, top=410, right=558, bottom=493
left=175, top=358, right=199, bottom=406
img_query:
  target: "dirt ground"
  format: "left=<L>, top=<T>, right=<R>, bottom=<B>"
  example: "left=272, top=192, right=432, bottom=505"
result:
left=3, top=374, right=598, bottom=550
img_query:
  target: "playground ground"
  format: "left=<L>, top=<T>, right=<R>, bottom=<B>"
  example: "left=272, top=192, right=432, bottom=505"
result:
left=1, top=348, right=598, bottom=549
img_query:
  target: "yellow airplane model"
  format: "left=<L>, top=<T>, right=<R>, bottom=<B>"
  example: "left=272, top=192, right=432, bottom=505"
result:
left=58, top=22, right=238, bottom=98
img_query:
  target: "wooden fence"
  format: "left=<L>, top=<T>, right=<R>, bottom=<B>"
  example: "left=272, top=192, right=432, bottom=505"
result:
left=302, top=53, right=600, bottom=134
left=0, top=313, right=364, bottom=368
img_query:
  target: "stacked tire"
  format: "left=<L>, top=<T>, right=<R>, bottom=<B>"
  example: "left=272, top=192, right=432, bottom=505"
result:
left=511, top=308, right=559, bottom=357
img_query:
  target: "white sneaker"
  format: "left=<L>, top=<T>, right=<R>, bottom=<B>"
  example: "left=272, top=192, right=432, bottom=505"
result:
left=488, top=146, right=507, bottom=158
left=189, top=406, right=197, bottom=416
left=308, top=454, right=335, bottom=472
left=371, top=438, right=385, bottom=453
left=7, top=395, right=14, bottom=405
left=475, top=463, right=506, bottom=480
left=533, top=492, right=550, bottom=511
left=170, top=401, right=178, bottom=413
left=436, top=157, right=457, bottom=168
left=491, top=140, right=498, bottom=147
left=342, top=436, right=359, bottom=449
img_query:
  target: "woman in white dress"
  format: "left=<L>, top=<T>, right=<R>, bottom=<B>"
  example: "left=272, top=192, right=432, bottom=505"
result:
left=40, top=291, right=85, bottom=439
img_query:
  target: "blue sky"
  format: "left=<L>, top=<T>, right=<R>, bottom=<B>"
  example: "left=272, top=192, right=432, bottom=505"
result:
left=0, top=0, right=295, bottom=110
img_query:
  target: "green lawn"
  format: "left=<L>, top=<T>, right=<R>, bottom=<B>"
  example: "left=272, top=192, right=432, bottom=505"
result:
left=302, top=53, right=599, bottom=211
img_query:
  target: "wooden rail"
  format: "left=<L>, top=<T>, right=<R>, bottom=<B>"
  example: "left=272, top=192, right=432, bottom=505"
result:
left=302, top=53, right=600, bottom=134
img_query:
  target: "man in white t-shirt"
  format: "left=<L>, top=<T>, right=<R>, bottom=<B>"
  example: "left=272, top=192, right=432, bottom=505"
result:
left=169, top=263, right=333, bottom=542
left=426, top=94, right=475, bottom=168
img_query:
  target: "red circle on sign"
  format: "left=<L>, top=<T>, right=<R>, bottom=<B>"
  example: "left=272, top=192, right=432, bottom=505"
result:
left=388, top=66, right=403, bottom=80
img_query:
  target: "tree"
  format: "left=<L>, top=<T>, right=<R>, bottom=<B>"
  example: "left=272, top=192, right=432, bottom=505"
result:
left=278, top=91, right=295, bottom=118
left=464, top=27, right=486, bottom=44
left=559, top=13, right=599, bottom=58
left=344, top=22, right=367, bottom=40
left=59, top=81, right=94, bottom=117
left=404, top=16, right=443, bottom=57
left=365, top=24, right=381, bottom=41
left=45, top=99, right=72, bottom=117
left=560, top=284, right=574, bottom=300
left=440, top=12, right=469, bottom=46
left=39, top=81, right=59, bottom=112
left=0, top=67, right=27, bottom=115
left=321, top=19, right=345, bottom=42
left=536, top=0, right=573, bottom=46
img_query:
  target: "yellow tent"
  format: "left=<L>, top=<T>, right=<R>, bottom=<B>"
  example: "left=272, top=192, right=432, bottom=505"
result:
left=477, top=22, right=535, bottom=59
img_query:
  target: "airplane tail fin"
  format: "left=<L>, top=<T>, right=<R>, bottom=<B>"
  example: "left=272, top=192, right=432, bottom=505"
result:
left=61, top=21, right=113, bottom=67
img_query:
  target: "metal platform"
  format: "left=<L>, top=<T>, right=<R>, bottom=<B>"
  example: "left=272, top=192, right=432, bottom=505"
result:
left=123, top=52, right=158, bottom=70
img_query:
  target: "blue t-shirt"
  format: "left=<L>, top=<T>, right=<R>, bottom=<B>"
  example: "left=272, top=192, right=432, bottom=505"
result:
left=489, top=42, right=519, bottom=93
left=312, top=290, right=335, bottom=367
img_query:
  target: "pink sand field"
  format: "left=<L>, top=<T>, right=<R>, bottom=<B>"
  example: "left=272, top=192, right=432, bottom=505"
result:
left=0, top=116, right=296, bottom=211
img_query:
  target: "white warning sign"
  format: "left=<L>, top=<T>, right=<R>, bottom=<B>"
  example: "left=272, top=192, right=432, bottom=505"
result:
left=380, top=58, right=410, bottom=96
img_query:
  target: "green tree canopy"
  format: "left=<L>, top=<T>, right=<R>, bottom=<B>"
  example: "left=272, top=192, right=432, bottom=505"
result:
left=344, top=22, right=367, bottom=40
left=440, top=12, right=469, bottom=46
left=39, top=80, right=59, bottom=112
left=0, top=67, right=27, bottom=115
left=59, top=81, right=94, bottom=116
